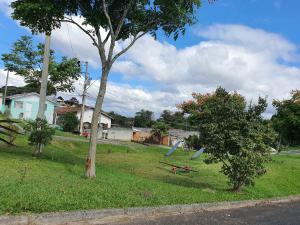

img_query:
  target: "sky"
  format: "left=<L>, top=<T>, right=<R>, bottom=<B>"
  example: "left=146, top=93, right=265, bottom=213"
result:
left=0, top=0, right=300, bottom=118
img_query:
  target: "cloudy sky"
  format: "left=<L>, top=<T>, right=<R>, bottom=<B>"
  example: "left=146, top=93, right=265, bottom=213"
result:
left=0, top=0, right=300, bottom=118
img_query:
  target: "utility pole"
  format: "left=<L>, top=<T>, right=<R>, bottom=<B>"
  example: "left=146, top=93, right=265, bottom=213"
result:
left=37, top=34, right=51, bottom=119
left=2, top=69, right=9, bottom=112
left=79, top=61, right=88, bottom=134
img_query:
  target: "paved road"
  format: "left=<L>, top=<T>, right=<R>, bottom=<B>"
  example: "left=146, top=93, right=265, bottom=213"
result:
left=113, top=201, right=300, bottom=225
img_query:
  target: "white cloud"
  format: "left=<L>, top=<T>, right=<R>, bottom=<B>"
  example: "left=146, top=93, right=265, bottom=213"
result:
left=2, top=16, right=300, bottom=117
left=112, top=24, right=300, bottom=116
left=0, top=69, right=24, bottom=87
left=0, top=0, right=13, bottom=16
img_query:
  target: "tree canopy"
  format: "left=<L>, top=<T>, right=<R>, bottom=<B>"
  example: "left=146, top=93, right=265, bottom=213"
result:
left=180, top=87, right=277, bottom=192
left=272, top=90, right=300, bottom=146
left=134, top=109, right=154, bottom=127
left=2, top=36, right=81, bottom=95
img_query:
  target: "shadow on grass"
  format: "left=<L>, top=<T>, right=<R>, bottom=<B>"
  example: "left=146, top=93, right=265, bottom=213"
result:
left=0, top=142, right=84, bottom=167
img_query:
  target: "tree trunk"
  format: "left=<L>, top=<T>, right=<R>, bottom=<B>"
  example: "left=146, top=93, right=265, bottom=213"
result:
left=232, top=182, right=243, bottom=192
left=37, top=34, right=51, bottom=119
left=85, top=67, right=109, bottom=178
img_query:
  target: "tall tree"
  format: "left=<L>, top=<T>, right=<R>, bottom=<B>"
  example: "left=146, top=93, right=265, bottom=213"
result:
left=2, top=36, right=81, bottom=95
left=11, top=0, right=209, bottom=178
left=134, top=109, right=154, bottom=127
left=180, top=87, right=277, bottom=192
left=107, top=111, right=133, bottom=128
left=272, top=90, right=300, bottom=146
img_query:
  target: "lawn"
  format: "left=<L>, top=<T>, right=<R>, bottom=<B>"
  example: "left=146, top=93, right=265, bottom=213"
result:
left=0, top=135, right=299, bottom=215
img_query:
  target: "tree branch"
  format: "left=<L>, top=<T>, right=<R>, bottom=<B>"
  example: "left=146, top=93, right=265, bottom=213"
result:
left=103, top=31, right=111, bottom=45
left=61, top=18, right=98, bottom=47
left=111, top=32, right=147, bottom=64
left=102, top=0, right=115, bottom=37
left=115, top=0, right=132, bottom=39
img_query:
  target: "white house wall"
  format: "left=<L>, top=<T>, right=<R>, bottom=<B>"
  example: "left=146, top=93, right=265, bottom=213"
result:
left=76, top=109, right=111, bottom=128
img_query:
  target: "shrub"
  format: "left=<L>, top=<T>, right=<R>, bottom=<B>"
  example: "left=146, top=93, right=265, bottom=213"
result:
left=184, top=135, right=201, bottom=150
left=25, top=118, right=55, bottom=156
left=60, top=112, right=79, bottom=132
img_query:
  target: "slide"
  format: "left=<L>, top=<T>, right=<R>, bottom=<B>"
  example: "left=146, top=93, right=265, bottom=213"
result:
left=190, top=147, right=205, bottom=160
left=165, top=141, right=182, bottom=157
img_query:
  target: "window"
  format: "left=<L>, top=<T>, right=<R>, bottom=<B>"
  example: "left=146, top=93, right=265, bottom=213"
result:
left=45, top=104, right=47, bottom=110
left=14, top=101, right=23, bottom=109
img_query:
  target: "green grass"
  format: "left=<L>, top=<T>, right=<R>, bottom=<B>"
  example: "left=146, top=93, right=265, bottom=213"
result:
left=54, top=130, right=87, bottom=140
left=0, top=135, right=299, bottom=215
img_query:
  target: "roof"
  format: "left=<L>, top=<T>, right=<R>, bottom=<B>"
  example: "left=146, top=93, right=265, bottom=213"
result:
left=55, top=106, right=113, bottom=119
left=6, top=92, right=58, bottom=105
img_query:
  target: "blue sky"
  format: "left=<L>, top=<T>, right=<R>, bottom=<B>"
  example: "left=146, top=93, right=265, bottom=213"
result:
left=0, top=0, right=300, bottom=116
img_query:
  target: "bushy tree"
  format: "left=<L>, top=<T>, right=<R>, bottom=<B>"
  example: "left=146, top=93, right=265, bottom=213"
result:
left=180, top=87, right=276, bottom=192
left=159, top=110, right=194, bottom=130
left=272, top=90, right=300, bottom=146
left=134, top=110, right=154, bottom=128
left=184, top=134, right=201, bottom=150
left=25, top=118, right=55, bottom=156
left=107, top=111, right=133, bottom=128
left=151, top=121, right=168, bottom=140
left=60, top=112, right=79, bottom=132
left=2, top=36, right=81, bottom=95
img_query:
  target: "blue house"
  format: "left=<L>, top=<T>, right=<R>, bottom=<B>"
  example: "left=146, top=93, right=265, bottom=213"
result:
left=2, top=93, right=57, bottom=124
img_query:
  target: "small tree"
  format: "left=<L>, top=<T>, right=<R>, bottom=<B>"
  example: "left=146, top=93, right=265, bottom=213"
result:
left=184, top=134, right=201, bottom=150
left=25, top=118, right=55, bottom=156
left=2, top=36, right=81, bottom=95
left=134, top=110, right=154, bottom=128
left=272, top=90, right=300, bottom=146
left=180, top=87, right=276, bottom=192
left=151, top=121, right=168, bottom=143
left=60, top=112, right=79, bottom=132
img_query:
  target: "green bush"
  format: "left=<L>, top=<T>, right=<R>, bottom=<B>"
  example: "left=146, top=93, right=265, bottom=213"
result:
left=184, top=134, right=201, bottom=150
left=60, top=112, right=79, bottom=132
left=25, top=118, right=55, bottom=156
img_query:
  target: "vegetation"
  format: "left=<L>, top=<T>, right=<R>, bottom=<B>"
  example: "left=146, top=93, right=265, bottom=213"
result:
left=0, top=134, right=299, bottom=214
left=11, top=0, right=206, bottom=178
left=180, top=87, right=277, bottom=192
left=159, top=110, right=196, bottom=130
left=134, top=109, right=154, bottom=128
left=1, top=36, right=81, bottom=95
left=272, top=90, right=300, bottom=146
left=149, top=121, right=168, bottom=143
left=184, top=135, right=201, bottom=150
left=60, top=112, right=79, bottom=132
left=107, top=111, right=133, bottom=128
left=25, top=119, right=55, bottom=156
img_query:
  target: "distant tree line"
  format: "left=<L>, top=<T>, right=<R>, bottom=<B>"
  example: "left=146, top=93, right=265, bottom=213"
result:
left=108, top=109, right=196, bottom=130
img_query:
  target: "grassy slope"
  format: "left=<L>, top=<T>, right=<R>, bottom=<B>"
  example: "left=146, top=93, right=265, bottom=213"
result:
left=0, top=135, right=299, bottom=214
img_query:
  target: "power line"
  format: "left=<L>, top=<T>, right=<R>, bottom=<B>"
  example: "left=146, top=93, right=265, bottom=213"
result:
left=66, top=22, right=76, bottom=58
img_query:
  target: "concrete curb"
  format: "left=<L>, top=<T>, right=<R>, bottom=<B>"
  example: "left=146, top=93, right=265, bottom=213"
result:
left=1, top=195, right=300, bottom=225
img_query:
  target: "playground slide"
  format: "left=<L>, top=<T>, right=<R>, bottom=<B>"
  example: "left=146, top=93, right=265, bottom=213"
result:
left=165, top=141, right=182, bottom=157
left=190, top=147, right=205, bottom=160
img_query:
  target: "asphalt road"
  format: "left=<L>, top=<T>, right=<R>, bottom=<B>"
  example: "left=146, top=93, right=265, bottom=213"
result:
left=114, top=200, right=300, bottom=225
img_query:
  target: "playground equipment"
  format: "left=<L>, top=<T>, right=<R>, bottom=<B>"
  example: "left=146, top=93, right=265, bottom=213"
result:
left=161, top=144, right=205, bottom=174
left=190, top=147, right=205, bottom=160
left=159, top=161, right=198, bottom=174
left=165, top=140, right=183, bottom=157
